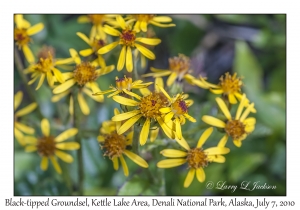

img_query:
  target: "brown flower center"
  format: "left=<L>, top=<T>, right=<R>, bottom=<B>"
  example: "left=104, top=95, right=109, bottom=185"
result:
left=219, top=72, right=242, bottom=95
left=186, top=148, right=208, bottom=169
left=91, top=38, right=105, bottom=52
left=171, top=96, right=188, bottom=115
left=37, top=136, right=56, bottom=157
left=225, top=119, right=246, bottom=139
left=120, top=29, right=136, bottom=47
left=73, top=62, right=98, bottom=86
left=101, top=132, right=127, bottom=159
left=169, top=54, right=191, bottom=77
left=14, top=28, right=31, bottom=47
left=139, top=92, right=169, bottom=119
left=115, top=76, right=133, bottom=91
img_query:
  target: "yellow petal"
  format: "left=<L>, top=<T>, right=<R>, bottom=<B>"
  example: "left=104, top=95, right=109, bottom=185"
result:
left=233, top=140, right=242, bottom=147
left=79, top=49, right=93, bottom=57
left=41, top=118, right=50, bottom=137
left=150, top=128, right=159, bottom=142
left=22, top=45, right=35, bottom=64
left=156, top=85, right=172, bottom=101
left=174, top=136, right=190, bottom=151
left=51, top=90, right=70, bottom=102
left=175, top=118, right=182, bottom=140
left=196, top=127, right=213, bottom=148
left=123, top=89, right=141, bottom=100
left=184, top=169, right=195, bottom=188
left=120, top=155, right=129, bottom=176
left=76, top=32, right=91, bottom=45
left=160, top=107, right=172, bottom=114
left=157, top=116, right=175, bottom=139
left=160, top=149, right=187, bottom=158
left=40, top=157, right=48, bottom=171
left=152, top=16, right=172, bottom=22
left=28, top=75, right=39, bottom=85
left=15, top=122, right=35, bottom=134
left=69, top=48, right=81, bottom=64
left=55, top=128, right=78, bottom=142
left=135, top=43, right=155, bottom=60
left=35, top=74, right=46, bottom=90
left=52, top=67, right=65, bottom=83
left=202, top=115, right=226, bottom=128
left=116, top=15, right=126, bottom=29
left=15, top=102, right=37, bottom=117
left=69, top=96, right=74, bottom=116
left=124, top=150, right=148, bottom=168
left=196, top=168, right=205, bottom=183
left=184, top=114, right=196, bottom=122
left=139, top=88, right=151, bottom=96
left=235, top=94, right=246, bottom=120
left=77, top=15, right=90, bottom=23
left=240, top=103, right=255, bottom=122
left=15, top=15, right=25, bottom=29
left=53, top=79, right=76, bottom=94
left=117, top=46, right=126, bottom=71
left=126, top=46, right=133, bottom=72
left=204, top=147, right=230, bottom=155
left=167, top=72, right=178, bottom=86
left=228, top=93, right=238, bottom=104
left=55, top=57, right=74, bottom=65
left=135, top=38, right=161, bottom=46
left=157, top=158, right=186, bottom=168
left=245, top=125, right=255, bottom=133
left=103, top=25, right=121, bottom=36
left=243, top=117, right=256, bottom=126
left=117, top=114, right=143, bottom=135
left=50, top=156, right=62, bottom=174
left=112, top=110, right=140, bottom=121
left=207, top=155, right=226, bottom=163
left=25, top=145, right=37, bottom=152
left=140, top=21, right=147, bottom=32
left=24, top=136, right=37, bottom=144
left=133, top=21, right=141, bottom=32
left=140, top=118, right=151, bottom=145
left=78, top=92, right=90, bottom=115
left=14, top=91, right=23, bottom=110
left=164, top=112, right=174, bottom=123
left=155, top=77, right=164, bottom=90
left=98, top=41, right=119, bottom=54
left=149, top=21, right=176, bottom=28
left=210, top=88, right=224, bottom=94
left=112, top=95, right=139, bottom=106
left=112, top=157, right=119, bottom=170
left=26, top=23, right=44, bottom=36
left=55, top=150, right=73, bottom=163
left=83, top=88, right=104, bottom=102
left=216, top=97, right=231, bottom=120
left=217, top=135, right=228, bottom=147
left=55, top=142, right=80, bottom=150
left=14, top=128, right=25, bottom=146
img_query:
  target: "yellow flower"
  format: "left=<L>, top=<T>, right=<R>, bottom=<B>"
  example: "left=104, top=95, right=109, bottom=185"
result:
left=98, top=109, right=149, bottom=176
left=77, top=14, right=117, bottom=40
left=127, top=14, right=176, bottom=32
left=14, top=14, right=44, bottom=63
left=202, top=94, right=256, bottom=147
left=157, top=127, right=230, bottom=188
left=24, top=47, right=74, bottom=90
left=14, top=91, right=37, bottom=146
left=111, top=89, right=174, bottom=145
left=24, top=118, right=80, bottom=174
left=98, top=15, right=161, bottom=72
left=52, top=49, right=115, bottom=115
left=143, top=54, right=204, bottom=87
left=93, top=75, right=153, bottom=98
left=154, top=85, right=196, bottom=140
left=76, top=32, right=107, bottom=68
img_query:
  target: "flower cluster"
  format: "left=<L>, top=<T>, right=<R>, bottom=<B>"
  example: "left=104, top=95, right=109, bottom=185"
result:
left=14, top=14, right=257, bottom=189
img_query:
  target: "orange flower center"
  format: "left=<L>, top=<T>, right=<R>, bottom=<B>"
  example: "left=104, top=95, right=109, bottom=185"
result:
left=186, top=148, right=208, bottom=169
left=115, top=76, right=133, bottom=91
left=133, top=14, right=155, bottom=22
left=219, top=72, right=242, bottom=95
left=73, top=62, right=98, bottom=86
left=169, top=54, right=190, bottom=77
left=88, top=14, right=105, bottom=25
left=34, top=52, right=54, bottom=73
left=14, top=28, right=31, bottom=47
left=101, top=132, right=127, bottom=159
left=225, top=119, right=246, bottom=139
left=139, top=92, right=169, bottom=119
left=37, top=136, right=56, bottom=157
left=120, top=29, right=136, bottom=47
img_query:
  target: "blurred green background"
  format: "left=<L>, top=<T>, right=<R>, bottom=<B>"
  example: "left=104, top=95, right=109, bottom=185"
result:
left=14, top=14, right=286, bottom=196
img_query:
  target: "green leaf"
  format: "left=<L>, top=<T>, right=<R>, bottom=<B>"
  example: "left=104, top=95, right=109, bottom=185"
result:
left=118, top=175, right=148, bottom=195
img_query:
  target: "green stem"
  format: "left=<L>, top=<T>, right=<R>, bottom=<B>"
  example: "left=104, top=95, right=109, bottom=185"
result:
left=132, top=51, right=139, bottom=81
left=14, top=47, right=44, bottom=119
left=72, top=88, right=84, bottom=195
left=132, top=125, right=140, bottom=154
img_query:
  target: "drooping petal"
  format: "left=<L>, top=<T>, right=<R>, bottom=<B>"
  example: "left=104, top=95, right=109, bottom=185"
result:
left=175, top=118, right=182, bottom=140
left=196, top=127, right=213, bottom=148
left=117, top=114, right=143, bottom=135
left=26, top=23, right=44, bottom=36
left=15, top=122, right=35, bottom=134
left=167, top=72, right=178, bottom=86
left=126, top=46, right=133, bottom=72
left=124, top=150, right=148, bottom=168
left=140, top=118, right=151, bottom=145
left=52, top=67, right=65, bottom=83
left=78, top=92, right=90, bottom=115
left=160, top=149, right=187, bottom=158
left=41, top=118, right=50, bottom=137
left=228, top=93, right=238, bottom=104
left=55, top=142, right=80, bottom=150
left=164, top=112, right=174, bottom=123
left=157, top=116, right=175, bottom=139
left=119, top=155, right=129, bottom=176
left=40, top=157, right=48, bottom=171
left=150, top=127, right=159, bottom=142
left=15, top=102, right=37, bottom=117
left=35, top=74, right=45, bottom=90
left=112, top=95, right=139, bottom=106
left=22, top=45, right=35, bottom=64
left=55, top=128, right=78, bottom=142
left=112, top=157, right=119, bottom=170
left=98, top=41, right=119, bottom=54
left=184, top=169, right=195, bottom=188
left=53, top=79, right=76, bottom=94
left=14, top=91, right=23, bottom=110
left=157, top=158, right=186, bottom=168
left=215, top=97, right=231, bottom=120
left=112, top=110, right=140, bottom=121
left=55, top=150, right=73, bottom=163
left=135, top=43, right=155, bottom=60
left=196, top=168, right=205, bottom=183
left=117, top=45, right=126, bottom=71
left=50, top=156, right=62, bottom=174
left=202, top=116, right=226, bottom=128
